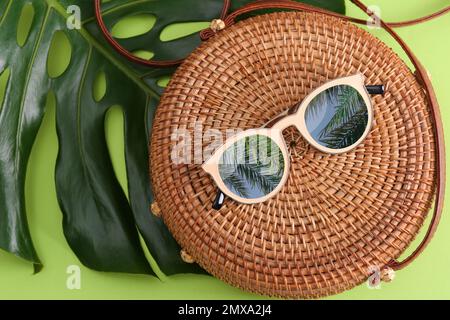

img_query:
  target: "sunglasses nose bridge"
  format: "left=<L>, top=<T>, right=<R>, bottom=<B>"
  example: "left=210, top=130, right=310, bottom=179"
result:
left=271, top=112, right=302, bottom=132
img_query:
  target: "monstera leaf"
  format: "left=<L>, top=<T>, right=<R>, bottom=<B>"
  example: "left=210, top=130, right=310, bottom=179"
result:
left=0, top=0, right=344, bottom=275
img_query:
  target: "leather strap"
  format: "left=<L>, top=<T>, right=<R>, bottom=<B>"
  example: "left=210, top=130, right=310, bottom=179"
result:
left=94, top=0, right=450, bottom=67
left=351, top=0, right=445, bottom=272
left=387, top=5, right=450, bottom=28
left=205, top=0, right=450, bottom=35
left=94, top=0, right=446, bottom=271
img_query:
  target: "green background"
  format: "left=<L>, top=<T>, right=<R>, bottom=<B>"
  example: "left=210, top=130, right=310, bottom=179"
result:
left=0, top=0, right=449, bottom=299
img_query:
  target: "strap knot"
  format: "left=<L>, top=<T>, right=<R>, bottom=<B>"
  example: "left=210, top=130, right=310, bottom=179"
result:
left=210, top=19, right=226, bottom=32
left=381, top=267, right=396, bottom=282
left=200, top=19, right=227, bottom=41
left=151, top=201, right=162, bottom=217
left=180, top=249, right=195, bottom=263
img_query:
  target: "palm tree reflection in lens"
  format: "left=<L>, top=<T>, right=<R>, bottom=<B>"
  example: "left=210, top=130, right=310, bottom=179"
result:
left=305, top=85, right=368, bottom=149
left=218, top=135, right=285, bottom=199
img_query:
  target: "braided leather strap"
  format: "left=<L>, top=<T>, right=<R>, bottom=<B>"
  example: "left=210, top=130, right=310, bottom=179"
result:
left=94, top=0, right=232, bottom=67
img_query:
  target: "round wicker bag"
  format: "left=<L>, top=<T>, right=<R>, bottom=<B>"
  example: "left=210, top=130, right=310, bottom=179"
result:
left=150, top=7, right=441, bottom=298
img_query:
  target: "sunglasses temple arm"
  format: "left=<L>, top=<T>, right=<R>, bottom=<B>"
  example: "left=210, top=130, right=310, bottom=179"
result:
left=366, top=85, right=385, bottom=95
left=213, top=190, right=226, bottom=210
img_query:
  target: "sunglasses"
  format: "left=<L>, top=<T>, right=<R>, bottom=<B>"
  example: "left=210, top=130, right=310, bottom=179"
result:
left=202, top=73, right=385, bottom=209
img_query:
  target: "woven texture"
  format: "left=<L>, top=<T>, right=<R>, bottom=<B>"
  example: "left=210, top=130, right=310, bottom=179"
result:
left=150, top=12, right=436, bottom=298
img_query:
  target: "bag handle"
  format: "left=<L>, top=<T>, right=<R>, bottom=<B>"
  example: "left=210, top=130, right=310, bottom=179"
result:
left=95, top=0, right=446, bottom=271
left=94, top=0, right=450, bottom=67
left=350, top=0, right=445, bottom=272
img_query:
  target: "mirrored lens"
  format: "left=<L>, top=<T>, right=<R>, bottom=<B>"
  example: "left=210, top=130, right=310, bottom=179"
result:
left=218, top=135, right=285, bottom=200
left=305, top=85, right=368, bottom=150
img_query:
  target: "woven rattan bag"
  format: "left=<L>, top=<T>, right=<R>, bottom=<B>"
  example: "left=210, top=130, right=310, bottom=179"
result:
left=149, top=1, right=446, bottom=298
left=98, top=0, right=446, bottom=298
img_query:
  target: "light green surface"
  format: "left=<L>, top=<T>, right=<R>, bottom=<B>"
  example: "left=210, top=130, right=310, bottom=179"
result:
left=0, top=0, right=449, bottom=299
